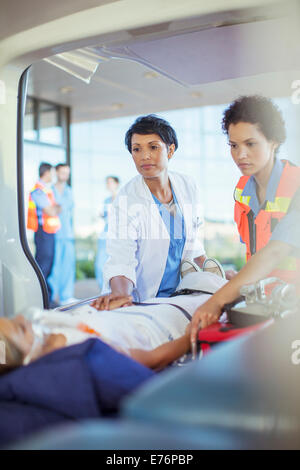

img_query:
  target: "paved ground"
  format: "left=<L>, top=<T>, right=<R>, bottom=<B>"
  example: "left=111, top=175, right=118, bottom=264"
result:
left=74, top=278, right=101, bottom=300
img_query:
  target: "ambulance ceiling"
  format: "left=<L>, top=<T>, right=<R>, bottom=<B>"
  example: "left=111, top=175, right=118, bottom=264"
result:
left=0, top=0, right=116, bottom=41
left=27, top=2, right=300, bottom=122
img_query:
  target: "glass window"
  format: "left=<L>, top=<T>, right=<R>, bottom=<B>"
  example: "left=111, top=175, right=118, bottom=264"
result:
left=23, top=97, right=70, bottom=252
left=39, top=101, right=63, bottom=145
left=24, top=97, right=38, bottom=141
left=24, top=97, right=68, bottom=147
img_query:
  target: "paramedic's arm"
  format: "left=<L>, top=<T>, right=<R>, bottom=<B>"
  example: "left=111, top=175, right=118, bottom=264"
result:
left=130, top=332, right=190, bottom=371
left=91, top=279, right=134, bottom=310
left=190, top=240, right=292, bottom=343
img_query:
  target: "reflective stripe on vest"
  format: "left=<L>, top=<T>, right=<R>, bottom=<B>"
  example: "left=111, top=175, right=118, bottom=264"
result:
left=234, top=160, right=300, bottom=284
left=27, top=183, right=61, bottom=234
left=234, top=187, right=251, bottom=206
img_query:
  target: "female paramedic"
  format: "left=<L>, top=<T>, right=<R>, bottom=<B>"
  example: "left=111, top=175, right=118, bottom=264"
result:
left=92, top=114, right=206, bottom=309
left=190, top=95, right=300, bottom=341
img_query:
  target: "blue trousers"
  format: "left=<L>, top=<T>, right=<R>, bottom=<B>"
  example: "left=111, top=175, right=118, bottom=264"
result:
left=34, top=225, right=55, bottom=299
left=48, top=239, right=75, bottom=302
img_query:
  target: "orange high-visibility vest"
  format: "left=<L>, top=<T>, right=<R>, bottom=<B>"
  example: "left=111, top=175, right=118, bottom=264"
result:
left=234, top=160, right=300, bottom=284
left=27, top=182, right=61, bottom=234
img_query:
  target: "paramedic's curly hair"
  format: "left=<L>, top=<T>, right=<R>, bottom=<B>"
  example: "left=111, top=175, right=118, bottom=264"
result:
left=125, top=114, right=178, bottom=153
left=222, top=95, right=286, bottom=152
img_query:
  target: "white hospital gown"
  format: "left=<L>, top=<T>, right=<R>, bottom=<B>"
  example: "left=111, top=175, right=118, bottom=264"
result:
left=35, top=294, right=207, bottom=354
left=35, top=271, right=227, bottom=355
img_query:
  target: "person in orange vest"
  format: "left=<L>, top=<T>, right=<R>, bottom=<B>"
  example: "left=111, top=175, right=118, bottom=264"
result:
left=190, top=95, right=300, bottom=342
left=27, top=162, right=61, bottom=301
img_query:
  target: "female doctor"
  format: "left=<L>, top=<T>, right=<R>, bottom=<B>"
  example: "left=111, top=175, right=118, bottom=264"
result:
left=92, top=115, right=206, bottom=310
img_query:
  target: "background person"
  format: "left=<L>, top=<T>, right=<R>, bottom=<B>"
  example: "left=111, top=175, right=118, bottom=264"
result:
left=95, top=176, right=120, bottom=290
left=95, top=114, right=206, bottom=310
left=48, top=163, right=76, bottom=306
left=27, top=162, right=61, bottom=302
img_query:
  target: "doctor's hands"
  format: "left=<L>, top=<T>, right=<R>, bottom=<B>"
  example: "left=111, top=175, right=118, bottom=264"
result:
left=91, top=277, right=135, bottom=311
left=190, top=298, right=223, bottom=345
left=91, top=294, right=133, bottom=311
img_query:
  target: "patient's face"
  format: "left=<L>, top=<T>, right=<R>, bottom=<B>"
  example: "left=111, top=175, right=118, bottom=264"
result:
left=0, top=315, right=34, bottom=358
left=0, top=315, right=67, bottom=364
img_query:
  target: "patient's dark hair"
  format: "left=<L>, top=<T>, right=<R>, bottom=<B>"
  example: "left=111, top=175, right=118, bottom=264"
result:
left=125, top=114, right=178, bottom=153
left=222, top=95, right=286, bottom=151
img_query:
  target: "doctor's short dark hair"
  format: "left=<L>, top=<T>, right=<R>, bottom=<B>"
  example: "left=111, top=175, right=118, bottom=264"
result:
left=125, top=114, right=178, bottom=153
left=222, top=95, right=286, bottom=146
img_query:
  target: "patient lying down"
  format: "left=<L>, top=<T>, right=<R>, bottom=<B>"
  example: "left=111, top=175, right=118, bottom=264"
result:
left=0, top=272, right=226, bottom=372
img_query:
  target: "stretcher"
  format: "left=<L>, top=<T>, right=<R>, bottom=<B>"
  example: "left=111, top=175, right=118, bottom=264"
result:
left=197, top=320, right=273, bottom=357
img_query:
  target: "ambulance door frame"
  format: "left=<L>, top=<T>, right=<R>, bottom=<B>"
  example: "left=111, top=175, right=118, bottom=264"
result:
left=17, top=66, right=49, bottom=309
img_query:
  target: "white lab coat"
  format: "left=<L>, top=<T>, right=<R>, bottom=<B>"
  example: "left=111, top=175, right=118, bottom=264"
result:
left=103, top=171, right=205, bottom=300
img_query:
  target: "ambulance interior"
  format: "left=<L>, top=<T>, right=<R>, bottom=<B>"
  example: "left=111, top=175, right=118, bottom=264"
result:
left=1, top=0, right=300, bottom=449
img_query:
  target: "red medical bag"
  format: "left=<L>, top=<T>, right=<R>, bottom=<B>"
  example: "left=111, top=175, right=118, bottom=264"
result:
left=197, top=320, right=273, bottom=356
